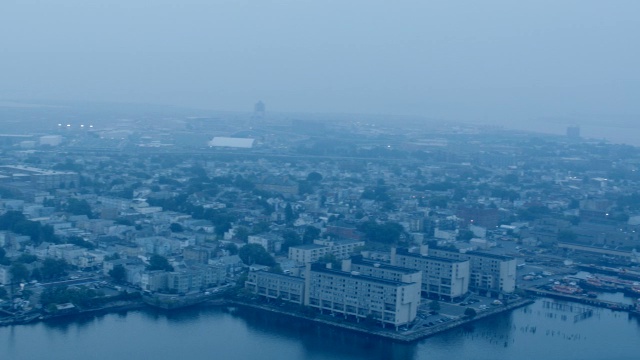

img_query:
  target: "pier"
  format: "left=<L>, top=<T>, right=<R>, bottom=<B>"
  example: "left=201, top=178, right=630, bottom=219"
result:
left=524, top=287, right=633, bottom=311
left=541, top=300, right=593, bottom=322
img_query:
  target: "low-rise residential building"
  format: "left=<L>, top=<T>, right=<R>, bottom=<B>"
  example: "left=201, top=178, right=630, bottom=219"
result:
left=140, top=264, right=226, bottom=293
left=76, top=250, right=107, bottom=269
left=141, top=270, right=168, bottom=292
left=103, top=257, right=145, bottom=277
left=248, top=234, right=281, bottom=253
left=183, top=246, right=212, bottom=264
left=288, top=244, right=329, bottom=264
left=41, top=244, right=86, bottom=264
left=0, top=265, right=11, bottom=285
left=0, top=165, right=78, bottom=190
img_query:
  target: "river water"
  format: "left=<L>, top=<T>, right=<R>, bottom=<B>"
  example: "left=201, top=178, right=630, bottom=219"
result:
left=1, top=299, right=639, bottom=360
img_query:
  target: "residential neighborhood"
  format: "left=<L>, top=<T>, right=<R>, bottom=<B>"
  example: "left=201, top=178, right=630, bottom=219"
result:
left=1, top=115, right=640, bottom=333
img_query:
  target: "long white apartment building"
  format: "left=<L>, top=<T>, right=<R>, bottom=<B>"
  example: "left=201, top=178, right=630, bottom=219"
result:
left=245, top=270, right=305, bottom=304
left=288, top=238, right=364, bottom=264
left=390, top=247, right=469, bottom=301
left=428, top=246, right=517, bottom=295
left=345, top=255, right=423, bottom=285
left=304, top=262, right=421, bottom=330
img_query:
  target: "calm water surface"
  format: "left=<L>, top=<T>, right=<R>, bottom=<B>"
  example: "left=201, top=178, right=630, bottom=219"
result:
left=2, top=299, right=639, bottom=360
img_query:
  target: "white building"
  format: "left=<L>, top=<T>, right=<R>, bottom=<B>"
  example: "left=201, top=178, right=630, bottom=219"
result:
left=288, top=244, right=329, bottom=264
left=245, top=257, right=422, bottom=330
left=391, top=247, right=470, bottom=300
left=288, top=239, right=364, bottom=264
left=428, top=247, right=517, bottom=295
left=0, top=265, right=11, bottom=285
left=304, top=262, right=421, bottom=329
left=208, top=137, right=255, bottom=148
left=245, top=270, right=305, bottom=304
left=345, top=256, right=422, bottom=285
left=39, top=135, right=63, bottom=146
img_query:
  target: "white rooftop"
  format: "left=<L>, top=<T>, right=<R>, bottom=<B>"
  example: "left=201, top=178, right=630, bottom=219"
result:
left=208, top=137, right=255, bottom=148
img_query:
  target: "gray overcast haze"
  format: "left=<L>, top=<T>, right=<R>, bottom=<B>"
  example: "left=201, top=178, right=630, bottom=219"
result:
left=1, top=0, right=639, bottom=140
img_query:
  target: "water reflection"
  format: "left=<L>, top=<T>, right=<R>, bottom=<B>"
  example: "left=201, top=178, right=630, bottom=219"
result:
left=2, top=299, right=640, bottom=360
left=42, top=311, right=101, bottom=334
left=426, top=310, right=516, bottom=351
left=233, top=307, right=417, bottom=360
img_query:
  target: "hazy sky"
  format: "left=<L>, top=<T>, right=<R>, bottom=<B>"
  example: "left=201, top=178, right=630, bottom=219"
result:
left=1, top=0, right=639, bottom=129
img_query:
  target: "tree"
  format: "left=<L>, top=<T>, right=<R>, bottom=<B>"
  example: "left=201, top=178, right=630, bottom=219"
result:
left=318, top=253, right=341, bottom=269
left=361, top=186, right=390, bottom=202
left=464, top=307, right=477, bottom=318
left=41, top=258, right=68, bottom=280
left=169, top=223, right=184, bottom=233
left=65, top=198, right=93, bottom=218
left=148, top=254, right=174, bottom=271
left=109, top=264, right=127, bottom=283
left=457, top=229, right=474, bottom=241
left=10, top=263, right=29, bottom=283
left=0, top=286, right=7, bottom=300
left=0, top=211, right=26, bottom=230
left=429, top=300, right=441, bottom=313
left=209, top=212, right=236, bottom=236
left=235, top=226, right=250, bottom=242
left=0, top=211, right=59, bottom=245
left=105, top=253, right=121, bottom=261
left=189, top=165, right=208, bottom=179
left=17, top=254, right=38, bottom=264
left=30, top=268, right=42, bottom=281
left=238, top=244, right=276, bottom=266
left=568, top=198, right=580, bottom=209
left=429, top=197, right=448, bottom=209
left=281, top=229, right=301, bottom=252
left=251, top=221, right=270, bottom=234
left=558, top=230, right=577, bottom=242
left=297, top=180, right=314, bottom=196
left=357, top=221, right=404, bottom=244
left=518, top=205, right=551, bottom=221
left=21, top=289, right=33, bottom=300
left=223, top=243, right=238, bottom=255
left=67, top=236, right=95, bottom=250
left=306, top=172, right=323, bottom=182
left=284, top=203, right=296, bottom=223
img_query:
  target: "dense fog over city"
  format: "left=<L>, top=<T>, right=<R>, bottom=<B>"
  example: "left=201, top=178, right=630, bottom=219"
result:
left=2, top=2, right=640, bottom=360
left=1, top=1, right=639, bottom=143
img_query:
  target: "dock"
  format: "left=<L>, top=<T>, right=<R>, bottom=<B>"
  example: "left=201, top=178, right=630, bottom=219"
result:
left=524, top=287, right=633, bottom=311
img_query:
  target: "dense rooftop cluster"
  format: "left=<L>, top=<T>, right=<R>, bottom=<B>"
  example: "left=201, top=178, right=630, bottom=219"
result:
left=1, top=114, right=639, bottom=315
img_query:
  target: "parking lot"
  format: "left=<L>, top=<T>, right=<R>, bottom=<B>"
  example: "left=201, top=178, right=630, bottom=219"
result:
left=412, top=294, right=514, bottom=329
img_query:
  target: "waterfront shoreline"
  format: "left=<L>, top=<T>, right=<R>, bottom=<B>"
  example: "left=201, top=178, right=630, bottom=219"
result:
left=227, top=297, right=535, bottom=343
left=1, top=294, right=534, bottom=341
left=0, top=300, right=146, bottom=327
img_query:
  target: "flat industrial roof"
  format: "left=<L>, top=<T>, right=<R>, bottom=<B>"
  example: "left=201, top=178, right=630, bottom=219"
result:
left=208, top=137, right=255, bottom=148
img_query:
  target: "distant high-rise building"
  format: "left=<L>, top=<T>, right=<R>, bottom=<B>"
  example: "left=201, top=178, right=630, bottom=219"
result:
left=253, top=101, right=265, bottom=118
left=566, top=125, right=580, bottom=138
